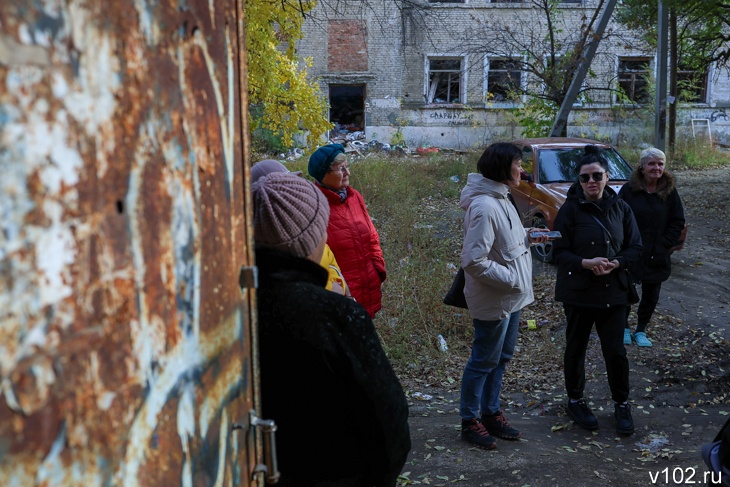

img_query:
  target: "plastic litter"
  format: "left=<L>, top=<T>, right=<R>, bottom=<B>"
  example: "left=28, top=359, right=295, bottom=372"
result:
left=438, top=334, right=448, bottom=352
left=635, top=435, right=669, bottom=453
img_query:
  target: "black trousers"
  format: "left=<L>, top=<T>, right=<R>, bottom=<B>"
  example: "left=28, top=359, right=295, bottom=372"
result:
left=564, top=304, right=630, bottom=403
left=625, top=281, right=662, bottom=332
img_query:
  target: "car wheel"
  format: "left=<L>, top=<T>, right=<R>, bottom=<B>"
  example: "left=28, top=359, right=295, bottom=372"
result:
left=530, top=217, right=554, bottom=263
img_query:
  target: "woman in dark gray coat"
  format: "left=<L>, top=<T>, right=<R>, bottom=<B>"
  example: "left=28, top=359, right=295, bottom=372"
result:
left=619, top=147, right=686, bottom=347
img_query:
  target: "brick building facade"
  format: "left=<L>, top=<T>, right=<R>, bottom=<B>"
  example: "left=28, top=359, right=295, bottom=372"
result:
left=297, top=0, right=730, bottom=149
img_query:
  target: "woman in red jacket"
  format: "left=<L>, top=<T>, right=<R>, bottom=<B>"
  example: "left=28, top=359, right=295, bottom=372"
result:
left=309, top=144, right=386, bottom=317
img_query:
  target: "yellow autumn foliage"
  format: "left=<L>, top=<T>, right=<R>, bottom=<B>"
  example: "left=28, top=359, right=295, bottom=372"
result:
left=245, top=0, right=331, bottom=149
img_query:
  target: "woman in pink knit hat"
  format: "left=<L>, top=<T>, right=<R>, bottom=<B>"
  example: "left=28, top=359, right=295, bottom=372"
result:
left=252, top=172, right=410, bottom=486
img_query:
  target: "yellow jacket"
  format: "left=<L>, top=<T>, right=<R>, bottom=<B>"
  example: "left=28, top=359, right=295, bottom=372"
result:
left=321, top=244, right=349, bottom=296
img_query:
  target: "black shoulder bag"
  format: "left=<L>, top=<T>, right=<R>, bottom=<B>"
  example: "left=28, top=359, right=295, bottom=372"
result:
left=590, top=215, right=640, bottom=304
left=443, top=267, right=468, bottom=309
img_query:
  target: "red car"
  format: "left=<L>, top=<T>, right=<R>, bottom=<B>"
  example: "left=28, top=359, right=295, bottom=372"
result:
left=510, top=137, right=634, bottom=263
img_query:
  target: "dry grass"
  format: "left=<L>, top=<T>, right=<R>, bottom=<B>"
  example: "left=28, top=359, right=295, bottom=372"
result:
left=284, top=147, right=730, bottom=397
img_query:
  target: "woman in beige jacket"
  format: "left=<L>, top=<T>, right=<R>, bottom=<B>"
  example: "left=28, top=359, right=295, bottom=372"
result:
left=458, top=142, right=547, bottom=450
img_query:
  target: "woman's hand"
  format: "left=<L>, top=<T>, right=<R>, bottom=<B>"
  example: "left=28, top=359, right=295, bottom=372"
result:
left=583, top=257, right=620, bottom=275
left=527, top=228, right=550, bottom=245
left=582, top=257, right=610, bottom=273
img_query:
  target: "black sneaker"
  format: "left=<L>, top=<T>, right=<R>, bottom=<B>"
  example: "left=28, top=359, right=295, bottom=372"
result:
left=566, top=399, right=599, bottom=430
left=481, top=411, right=522, bottom=440
left=615, top=403, right=635, bottom=435
left=461, top=418, right=497, bottom=449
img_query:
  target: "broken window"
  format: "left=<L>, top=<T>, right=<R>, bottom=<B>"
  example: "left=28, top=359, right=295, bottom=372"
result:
left=677, top=65, right=708, bottom=103
left=544, top=55, right=584, bottom=104
left=617, top=57, right=651, bottom=104
left=487, top=59, right=522, bottom=102
left=427, top=58, right=463, bottom=104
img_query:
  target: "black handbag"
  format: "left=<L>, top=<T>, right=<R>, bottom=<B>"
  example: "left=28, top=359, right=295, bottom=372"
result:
left=443, top=268, right=468, bottom=309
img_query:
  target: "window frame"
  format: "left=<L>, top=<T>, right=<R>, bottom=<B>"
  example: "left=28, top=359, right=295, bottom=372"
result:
left=424, top=55, right=467, bottom=105
left=484, top=56, right=525, bottom=106
left=676, top=64, right=709, bottom=104
left=543, top=54, right=586, bottom=106
left=616, top=56, right=652, bottom=105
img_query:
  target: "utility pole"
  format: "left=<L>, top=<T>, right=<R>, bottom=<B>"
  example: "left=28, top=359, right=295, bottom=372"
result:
left=668, top=9, right=678, bottom=151
left=654, top=0, right=669, bottom=151
left=549, top=0, right=618, bottom=137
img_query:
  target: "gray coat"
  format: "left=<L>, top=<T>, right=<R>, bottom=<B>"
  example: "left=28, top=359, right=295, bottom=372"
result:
left=460, top=174, right=534, bottom=320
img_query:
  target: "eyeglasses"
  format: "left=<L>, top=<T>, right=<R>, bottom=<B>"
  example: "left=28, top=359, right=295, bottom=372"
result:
left=578, top=171, right=606, bottom=183
left=329, top=164, right=350, bottom=174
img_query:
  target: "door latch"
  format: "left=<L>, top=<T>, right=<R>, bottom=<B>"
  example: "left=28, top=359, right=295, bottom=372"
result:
left=240, top=410, right=280, bottom=484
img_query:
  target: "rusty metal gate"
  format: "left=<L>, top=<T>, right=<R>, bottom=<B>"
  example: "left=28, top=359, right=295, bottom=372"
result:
left=0, top=1, right=261, bottom=485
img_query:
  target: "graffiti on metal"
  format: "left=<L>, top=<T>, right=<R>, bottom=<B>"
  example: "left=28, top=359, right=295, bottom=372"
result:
left=0, top=1, right=254, bottom=485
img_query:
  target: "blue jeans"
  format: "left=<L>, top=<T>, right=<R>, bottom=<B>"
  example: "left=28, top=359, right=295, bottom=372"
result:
left=460, top=311, right=520, bottom=419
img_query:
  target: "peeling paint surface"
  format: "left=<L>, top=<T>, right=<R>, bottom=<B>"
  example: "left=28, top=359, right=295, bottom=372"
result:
left=0, top=1, right=255, bottom=485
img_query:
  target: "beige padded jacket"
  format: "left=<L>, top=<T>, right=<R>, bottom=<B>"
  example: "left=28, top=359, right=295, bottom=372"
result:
left=460, top=173, right=535, bottom=320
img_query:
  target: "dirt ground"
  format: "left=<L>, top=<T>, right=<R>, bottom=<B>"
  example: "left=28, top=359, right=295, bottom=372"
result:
left=398, top=166, right=730, bottom=487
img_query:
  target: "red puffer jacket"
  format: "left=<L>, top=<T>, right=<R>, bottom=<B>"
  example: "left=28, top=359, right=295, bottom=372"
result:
left=316, top=184, right=386, bottom=317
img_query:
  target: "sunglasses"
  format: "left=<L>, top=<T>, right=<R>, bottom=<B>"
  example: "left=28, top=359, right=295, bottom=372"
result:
left=578, top=171, right=606, bottom=183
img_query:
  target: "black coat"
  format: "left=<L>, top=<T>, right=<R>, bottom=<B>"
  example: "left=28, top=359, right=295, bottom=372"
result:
left=618, top=169, right=686, bottom=283
left=256, top=247, right=411, bottom=487
left=553, top=184, right=643, bottom=308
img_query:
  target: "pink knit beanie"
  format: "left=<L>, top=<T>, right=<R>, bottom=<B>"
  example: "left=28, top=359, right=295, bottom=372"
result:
left=252, top=172, right=330, bottom=258
left=251, top=159, right=303, bottom=183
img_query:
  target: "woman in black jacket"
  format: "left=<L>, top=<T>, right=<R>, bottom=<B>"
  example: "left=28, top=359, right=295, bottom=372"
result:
left=619, top=147, right=686, bottom=347
left=254, top=172, right=411, bottom=486
left=552, top=146, right=642, bottom=436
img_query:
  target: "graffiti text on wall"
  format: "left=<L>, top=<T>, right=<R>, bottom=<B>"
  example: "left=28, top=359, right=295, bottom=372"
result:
left=429, top=111, right=475, bottom=126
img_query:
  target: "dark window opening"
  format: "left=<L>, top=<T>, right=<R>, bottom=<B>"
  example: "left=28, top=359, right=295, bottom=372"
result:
left=618, top=58, right=651, bottom=104
left=329, top=84, right=366, bottom=138
left=488, top=59, right=522, bottom=102
left=677, top=67, right=708, bottom=103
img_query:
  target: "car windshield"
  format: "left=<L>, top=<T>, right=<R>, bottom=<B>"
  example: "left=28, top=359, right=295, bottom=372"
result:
left=537, top=148, right=633, bottom=183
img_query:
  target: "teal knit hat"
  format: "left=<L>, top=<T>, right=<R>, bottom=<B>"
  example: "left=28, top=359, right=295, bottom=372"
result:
left=308, top=144, right=345, bottom=181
